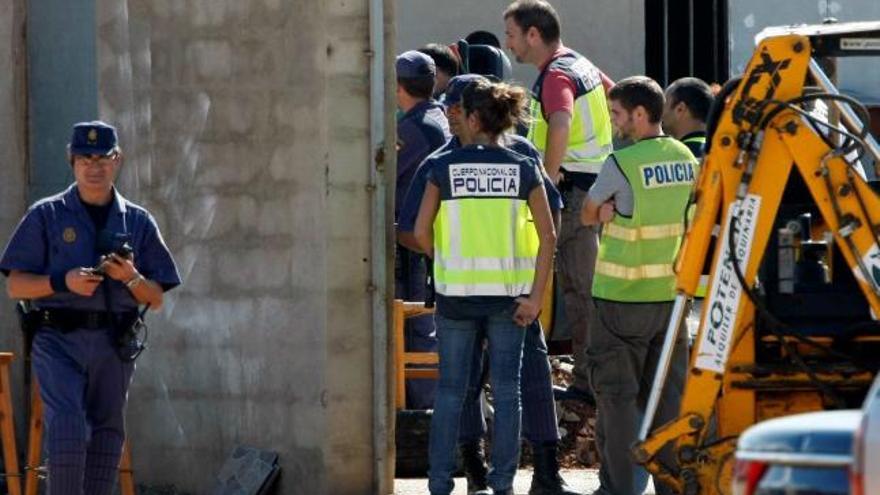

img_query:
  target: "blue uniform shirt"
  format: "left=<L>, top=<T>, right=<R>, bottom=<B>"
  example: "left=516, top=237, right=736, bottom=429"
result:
left=398, top=134, right=563, bottom=233
left=396, top=100, right=450, bottom=219
left=0, top=184, right=181, bottom=312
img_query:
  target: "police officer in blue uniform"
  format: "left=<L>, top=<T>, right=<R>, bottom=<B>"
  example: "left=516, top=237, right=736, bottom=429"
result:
left=0, top=121, right=180, bottom=495
left=396, top=50, right=451, bottom=409
left=399, top=75, right=580, bottom=495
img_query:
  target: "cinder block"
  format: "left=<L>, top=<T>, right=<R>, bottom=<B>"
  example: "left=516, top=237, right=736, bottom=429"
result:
left=191, top=0, right=230, bottom=28
left=257, top=198, right=295, bottom=236
left=186, top=40, right=233, bottom=81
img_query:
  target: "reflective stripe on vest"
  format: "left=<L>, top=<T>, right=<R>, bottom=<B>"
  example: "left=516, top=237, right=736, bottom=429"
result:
left=435, top=256, right=536, bottom=272
left=603, top=222, right=684, bottom=242
left=682, top=136, right=706, bottom=145
left=434, top=198, right=539, bottom=297
left=592, top=137, right=699, bottom=302
left=595, top=260, right=675, bottom=280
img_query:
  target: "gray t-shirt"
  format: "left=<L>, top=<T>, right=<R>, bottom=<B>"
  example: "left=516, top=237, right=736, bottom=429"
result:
left=587, top=155, right=634, bottom=217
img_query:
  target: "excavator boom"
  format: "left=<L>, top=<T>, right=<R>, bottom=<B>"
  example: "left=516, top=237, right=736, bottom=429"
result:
left=635, top=21, right=880, bottom=495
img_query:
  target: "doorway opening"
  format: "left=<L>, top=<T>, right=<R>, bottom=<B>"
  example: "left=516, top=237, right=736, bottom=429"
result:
left=645, top=0, right=730, bottom=87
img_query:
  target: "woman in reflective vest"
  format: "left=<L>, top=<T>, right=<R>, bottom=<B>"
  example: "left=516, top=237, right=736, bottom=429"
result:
left=414, top=79, right=556, bottom=495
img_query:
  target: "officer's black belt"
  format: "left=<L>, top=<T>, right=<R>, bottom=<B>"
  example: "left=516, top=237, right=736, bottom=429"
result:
left=37, top=308, right=135, bottom=332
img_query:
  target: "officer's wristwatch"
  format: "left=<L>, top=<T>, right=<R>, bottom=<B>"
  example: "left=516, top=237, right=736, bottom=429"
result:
left=125, top=274, right=145, bottom=290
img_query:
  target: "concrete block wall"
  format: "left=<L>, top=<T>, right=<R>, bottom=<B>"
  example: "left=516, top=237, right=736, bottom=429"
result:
left=95, top=0, right=379, bottom=493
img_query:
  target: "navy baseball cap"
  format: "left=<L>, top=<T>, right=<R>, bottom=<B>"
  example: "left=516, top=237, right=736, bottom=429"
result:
left=442, top=74, right=487, bottom=107
left=69, top=121, right=118, bottom=156
left=396, top=50, right=436, bottom=79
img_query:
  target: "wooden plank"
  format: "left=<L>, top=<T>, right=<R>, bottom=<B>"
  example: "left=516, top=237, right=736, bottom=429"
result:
left=405, top=369, right=439, bottom=380
left=118, top=440, right=136, bottom=495
left=394, top=300, right=406, bottom=410
left=0, top=355, right=22, bottom=495
left=403, top=353, right=439, bottom=365
left=25, top=380, right=43, bottom=495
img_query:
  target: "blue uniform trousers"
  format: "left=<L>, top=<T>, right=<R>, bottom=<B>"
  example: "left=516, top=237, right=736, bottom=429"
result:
left=32, top=327, right=134, bottom=495
left=458, top=320, right=559, bottom=445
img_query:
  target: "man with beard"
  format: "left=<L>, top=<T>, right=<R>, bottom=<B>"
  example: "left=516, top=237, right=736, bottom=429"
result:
left=580, top=77, right=697, bottom=495
left=503, top=0, right=614, bottom=406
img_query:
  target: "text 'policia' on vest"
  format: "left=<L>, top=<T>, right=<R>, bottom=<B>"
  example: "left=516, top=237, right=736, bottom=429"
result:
left=450, top=164, right=520, bottom=196
left=640, top=161, right=697, bottom=188
left=528, top=51, right=613, bottom=175
left=593, top=136, right=699, bottom=303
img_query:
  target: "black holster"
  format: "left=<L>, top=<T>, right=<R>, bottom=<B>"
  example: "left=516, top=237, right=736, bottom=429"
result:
left=15, top=301, right=39, bottom=356
left=424, top=258, right=436, bottom=309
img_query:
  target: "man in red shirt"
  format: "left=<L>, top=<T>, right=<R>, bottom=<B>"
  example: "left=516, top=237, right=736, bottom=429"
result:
left=503, top=0, right=614, bottom=407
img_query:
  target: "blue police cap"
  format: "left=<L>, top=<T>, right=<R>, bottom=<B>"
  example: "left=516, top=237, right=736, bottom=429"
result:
left=396, top=50, right=436, bottom=79
left=441, top=74, right=488, bottom=107
left=69, top=121, right=118, bottom=156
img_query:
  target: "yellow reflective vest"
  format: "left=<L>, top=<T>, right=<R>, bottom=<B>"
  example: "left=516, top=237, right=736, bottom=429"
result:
left=431, top=146, right=541, bottom=297
left=527, top=50, right=613, bottom=175
left=592, top=137, right=699, bottom=302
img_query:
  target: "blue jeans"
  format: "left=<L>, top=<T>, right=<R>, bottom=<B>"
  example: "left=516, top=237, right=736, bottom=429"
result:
left=459, top=320, right=559, bottom=445
left=428, top=309, right=525, bottom=495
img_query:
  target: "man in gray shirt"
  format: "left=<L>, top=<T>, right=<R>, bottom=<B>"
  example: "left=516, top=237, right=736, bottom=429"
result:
left=580, top=76, right=696, bottom=495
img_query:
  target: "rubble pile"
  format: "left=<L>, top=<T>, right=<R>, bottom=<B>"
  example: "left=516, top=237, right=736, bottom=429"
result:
left=549, top=357, right=600, bottom=469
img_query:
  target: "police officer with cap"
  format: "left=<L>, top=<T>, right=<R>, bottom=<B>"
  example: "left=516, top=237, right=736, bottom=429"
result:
left=395, top=50, right=451, bottom=409
left=0, top=121, right=181, bottom=495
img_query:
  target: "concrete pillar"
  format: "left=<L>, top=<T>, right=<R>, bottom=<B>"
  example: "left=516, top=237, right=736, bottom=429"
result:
left=27, top=0, right=99, bottom=202
left=0, top=0, right=30, bottom=444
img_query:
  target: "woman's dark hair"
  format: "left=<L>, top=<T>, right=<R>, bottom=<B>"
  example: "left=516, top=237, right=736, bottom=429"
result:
left=461, top=80, right=529, bottom=137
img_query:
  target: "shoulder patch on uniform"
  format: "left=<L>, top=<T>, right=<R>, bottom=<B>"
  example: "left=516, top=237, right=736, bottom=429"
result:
left=449, top=163, right=520, bottom=197
left=639, top=161, right=696, bottom=189
left=62, top=227, right=76, bottom=243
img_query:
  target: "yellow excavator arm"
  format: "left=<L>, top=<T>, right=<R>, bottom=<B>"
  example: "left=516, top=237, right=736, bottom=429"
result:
left=634, top=21, right=880, bottom=495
